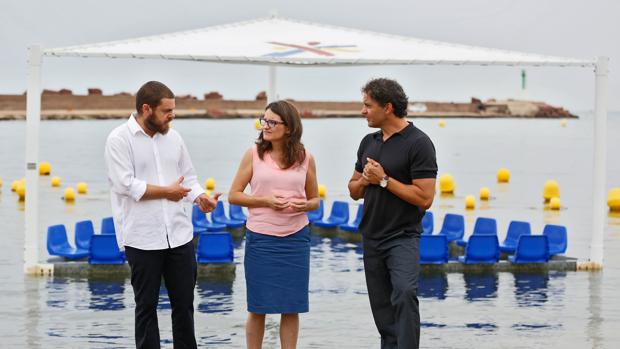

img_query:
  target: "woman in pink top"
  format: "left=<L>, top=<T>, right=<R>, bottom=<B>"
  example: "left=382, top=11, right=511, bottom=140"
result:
left=228, top=100, right=319, bottom=349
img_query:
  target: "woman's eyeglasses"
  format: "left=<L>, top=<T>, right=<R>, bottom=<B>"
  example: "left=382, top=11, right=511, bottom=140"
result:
left=259, top=117, right=286, bottom=128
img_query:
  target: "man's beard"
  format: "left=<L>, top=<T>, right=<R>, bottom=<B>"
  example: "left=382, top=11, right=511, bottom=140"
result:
left=145, top=114, right=170, bottom=134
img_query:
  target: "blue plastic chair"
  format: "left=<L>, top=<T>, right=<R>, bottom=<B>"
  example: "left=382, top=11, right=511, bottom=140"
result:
left=211, top=201, right=245, bottom=229
left=500, top=221, right=532, bottom=254
left=75, top=220, right=95, bottom=251
left=458, top=235, right=500, bottom=264
left=47, top=224, right=89, bottom=260
left=101, top=217, right=116, bottom=235
left=197, top=232, right=234, bottom=263
left=420, top=235, right=449, bottom=264
left=422, top=211, right=434, bottom=234
left=89, top=234, right=125, bottom=264
left=229, top=204, right=247, bottom=223
left=437, top=213, right=465, bottom=242
left=314, top=201, right=350, bottom=228
left=508, top=235, right=550, bottom=263
left=192, top=204, right=226, bottom=235
left=456, top=217, right=497, bottom=247
left=543, top=224, right=568, bottom=256
left=307, top=199, right=324, bottom=223
left=339, top=204, right=364, bottom=232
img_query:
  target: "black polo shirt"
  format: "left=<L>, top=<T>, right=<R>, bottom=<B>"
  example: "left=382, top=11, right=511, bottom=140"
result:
left=355, top=122, right=437, bottom=243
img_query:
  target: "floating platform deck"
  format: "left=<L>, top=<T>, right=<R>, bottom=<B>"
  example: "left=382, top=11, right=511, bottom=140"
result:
left=46, top=258, right=235, bottom=281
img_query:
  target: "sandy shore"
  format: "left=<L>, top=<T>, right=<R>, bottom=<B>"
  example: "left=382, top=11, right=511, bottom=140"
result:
left=0, top=94, right=578, bottom=120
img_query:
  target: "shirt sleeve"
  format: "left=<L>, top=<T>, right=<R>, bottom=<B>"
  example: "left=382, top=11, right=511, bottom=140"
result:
left=354, top=135, right=368, bottom=173
left=104, top=135, right=147, bottom=201
left=178, top=136, right=204, bottom=203
left=409, top=135, right=438, bottom=180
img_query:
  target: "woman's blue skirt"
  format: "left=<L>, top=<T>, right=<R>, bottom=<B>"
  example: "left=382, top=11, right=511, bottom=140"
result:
left=244, top=226, right=310, bottom=314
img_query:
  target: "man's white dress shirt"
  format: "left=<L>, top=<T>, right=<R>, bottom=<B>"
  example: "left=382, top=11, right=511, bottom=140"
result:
left=104, top=114, right=203, bottom=250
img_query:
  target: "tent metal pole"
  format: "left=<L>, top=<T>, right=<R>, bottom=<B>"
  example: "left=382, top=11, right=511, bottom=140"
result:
left=268, top=65, right=277, bottom=103
left=589, top=56, right=608, bottom=267
left=24, top=45, right=42, bottom=274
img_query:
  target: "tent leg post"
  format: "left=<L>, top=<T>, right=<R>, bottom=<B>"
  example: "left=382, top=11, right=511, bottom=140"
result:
left=268, top=66, right=277, bottom=103
left=588, top=56, right=608, bottom=269
left=24, top=45, right=42, bottom=274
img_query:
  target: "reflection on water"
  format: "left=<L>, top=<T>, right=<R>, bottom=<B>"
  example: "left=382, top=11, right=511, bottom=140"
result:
left=464, top=273, right=498, bottom=301
left=513, top=273, right=549, bottom=307
left=196, top=280, right=234, bottom=314
left=464, top=322, right=497, bottom=331
left=158, top=286, right=171, bottom=310
left=543, top=209, right=562, bottom=226
left=46, top=278, right=70, bottom=309
left=608, top=211, right=620, bottom=226
left=328, top=238, right=363, bottom=256
left=88, top=279, right=125, bottom=311
left=418, top=273, right=448, bottom=300
left=587, top=272, right=603, bottom=349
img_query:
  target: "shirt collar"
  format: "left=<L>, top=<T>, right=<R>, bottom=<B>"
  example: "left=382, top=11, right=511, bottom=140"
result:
left=373, top=121, right=414, bottom=140
left=127, top=113, right=148, bottom=136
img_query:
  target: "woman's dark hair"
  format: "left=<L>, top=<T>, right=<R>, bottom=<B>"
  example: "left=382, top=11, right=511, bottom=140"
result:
left=361, top=78, right=409, bottom=117
left=256, top=100, right=306, bottom=169
left=135, top=81, right=174, bottom=114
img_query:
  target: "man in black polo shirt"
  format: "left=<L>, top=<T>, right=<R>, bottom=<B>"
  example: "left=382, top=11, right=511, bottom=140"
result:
left=348, top=78, right=437, bottom=349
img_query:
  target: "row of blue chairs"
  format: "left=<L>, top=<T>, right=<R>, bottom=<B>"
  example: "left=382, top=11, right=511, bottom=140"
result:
left=308, top=200, right=364, bottom=232
left=192, top=202, right=248, bottom=233
left=422, top=212, right=568, bottom=255
left=48, top=219, right=234, bottom=265
left=194, top=200, right=365, bottom=234
left=421, top=234, right=554, bottom=264
left=47, top=222, right=125, bottom=264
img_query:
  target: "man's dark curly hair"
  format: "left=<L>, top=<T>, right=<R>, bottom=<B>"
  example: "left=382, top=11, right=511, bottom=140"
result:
left=361, top=78, right=409, bottom=118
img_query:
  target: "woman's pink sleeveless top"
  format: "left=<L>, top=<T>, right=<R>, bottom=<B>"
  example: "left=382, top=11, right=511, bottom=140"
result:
left=247, top=145, right=311, bottom=236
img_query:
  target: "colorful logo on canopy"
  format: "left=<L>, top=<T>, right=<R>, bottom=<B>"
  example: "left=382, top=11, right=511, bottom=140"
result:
left=263, top=41, right=358, bottom=57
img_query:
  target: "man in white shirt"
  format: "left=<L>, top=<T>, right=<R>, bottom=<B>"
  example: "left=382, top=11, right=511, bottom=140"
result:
left=104, top=81, right=219, bottom=349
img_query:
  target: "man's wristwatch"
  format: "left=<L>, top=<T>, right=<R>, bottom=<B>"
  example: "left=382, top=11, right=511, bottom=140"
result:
left=379, top=175, right=389, bottom=188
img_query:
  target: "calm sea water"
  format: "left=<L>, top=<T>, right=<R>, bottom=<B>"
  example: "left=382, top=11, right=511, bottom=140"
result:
left=1, top=115, right=619, bottom=348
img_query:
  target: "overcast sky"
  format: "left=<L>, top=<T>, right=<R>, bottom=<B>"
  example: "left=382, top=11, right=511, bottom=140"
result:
left=1, top=0, right=618, bottom=111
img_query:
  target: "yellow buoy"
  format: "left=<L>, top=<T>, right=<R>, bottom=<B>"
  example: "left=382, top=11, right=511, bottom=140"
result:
left=549, top=197, right=561, bottom=210
left=438, top=119, right=446, bottom=128
left=11, top=180, right=19, bottom=192
left=254, top=118, right=262, bottom=130
left=543, top=180, right=560, bottom=202
left=64, top=187, right=76, bottom=202
left=77, top=182, right=88, bottom=194
left=608, top=187, right=620, bottom=212
left=480, top=187, right=490, bottom=200
left=439, top=174, right=455, bottom=194
left=465, top=195, right=476, bottom=210
left=560, top=119, right=568, bottom=127
left=318, top=184, right=327, bottom=198
left=205, top=177, right=216, bottom=190
left=497, top=168, right=510, bottom=183
left=51, top=176, right=62, bottom=187
left=16, top=182, right=26, bottom=201
left=39, top=162, right=52, bottom=175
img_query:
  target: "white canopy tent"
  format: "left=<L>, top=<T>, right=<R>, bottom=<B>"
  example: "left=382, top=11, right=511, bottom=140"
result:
left=25, top=16, right=608, bottom=273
